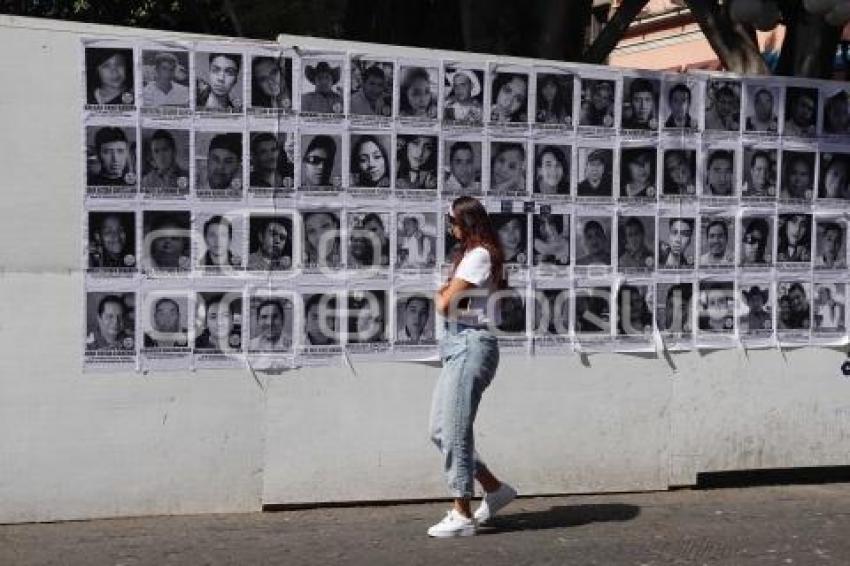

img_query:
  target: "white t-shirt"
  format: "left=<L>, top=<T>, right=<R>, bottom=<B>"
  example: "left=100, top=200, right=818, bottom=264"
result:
left=450, top=246, right=500, bottom=327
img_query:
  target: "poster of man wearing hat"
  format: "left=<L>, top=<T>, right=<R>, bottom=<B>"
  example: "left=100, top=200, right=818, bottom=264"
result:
left=300, top=57, right=344, bottom=116
left=442, top=63, right=484, bottom=127
left=738, top=283, right=773, bottom=339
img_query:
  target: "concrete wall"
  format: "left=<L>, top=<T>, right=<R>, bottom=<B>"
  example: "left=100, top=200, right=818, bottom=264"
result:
left=1, top=16, right=849, bottom=524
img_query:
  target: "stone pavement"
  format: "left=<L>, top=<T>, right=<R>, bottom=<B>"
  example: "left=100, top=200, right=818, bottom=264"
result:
left=2, top=483, right=849, bottom=565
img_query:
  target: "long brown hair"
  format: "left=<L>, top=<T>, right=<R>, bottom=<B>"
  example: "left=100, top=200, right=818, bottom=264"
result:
left=449, top=196, right=506, bottom=288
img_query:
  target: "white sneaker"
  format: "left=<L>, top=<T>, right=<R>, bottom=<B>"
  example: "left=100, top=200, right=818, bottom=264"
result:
left=427, top=509, right=477, bottom=538
left=474, top=483, right=517, bottom=524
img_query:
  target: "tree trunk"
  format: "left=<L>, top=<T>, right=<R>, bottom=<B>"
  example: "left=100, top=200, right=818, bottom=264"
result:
left=685, top=0, right=769, bottom=74
left=775, top=2, right=840, bottom=78
left=583, top=0, right=649, bottom=64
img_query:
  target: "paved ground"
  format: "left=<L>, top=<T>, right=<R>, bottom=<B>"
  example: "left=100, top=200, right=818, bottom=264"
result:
left=2, top=483, right=849, bottom=565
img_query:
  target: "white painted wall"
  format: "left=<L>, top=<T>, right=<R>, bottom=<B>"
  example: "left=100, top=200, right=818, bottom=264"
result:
left=1, top=16, right=849, bottom=524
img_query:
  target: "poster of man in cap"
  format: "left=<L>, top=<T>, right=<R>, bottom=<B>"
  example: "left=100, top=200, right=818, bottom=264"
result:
left=300, top=57, right=344, bottom=115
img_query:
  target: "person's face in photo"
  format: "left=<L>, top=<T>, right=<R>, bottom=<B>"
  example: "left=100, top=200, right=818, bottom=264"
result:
left=305, top=301, right=334, bottom=345
left=355, top=299, right=384, bottom=342
left=154, top=300, right=180, bottom=333
left=742, top=226, right=765, bottom=263
left=257, top=303, right=284, bottom=342
left=302, top=145, right=331, bottom=185
left=305, top=213, right=336, bottom=258
left=150, top=137, right=175, bottom=173
left=255, top=59, right=282, bottom=98
left=541, top=79, right=558, bottom=103
left=754, top=90, right=773, bottom=122
left=540, top=216, right=560, bottom=240
left=717, top=91, right=737, bottom=118
left=750, top=155, right=770, bottom=190
left=585, top=156, right=605, bottom=185
left=628, top=156, right=651, bottom=186
left=314, top=69, right=334, bottom=93
left=98, top=300, right=125, bottom=341
left=631, top=90, right=655, bottom=123
left=362, top=73, right=385, bottom=102
left=254, top=139, right=280, bottom=174
left=789, top=287, right=807, bottom=314
left=788, top=159, right=812, bottom=194
left=406, top=137, right=433, bottom=172
left=792, top=95, right=816, bottom=127
left=206, top=301, right=232, bottom=339
left=205, top=222, right=231, bottom=259
left=498, top=219, right=523, bottom=255
left=706, top=223, right=727, bottom=257
left=538, top=151, right=565, bottom=188
left=406, top=76, right=433, bottom=115
left=669, top=220, right=692, bottom=256
left=666, top=153, right=690, bottom=187
left=155, top=59, right=176, bottom=86
left=584, top=223, right=606, bottom=255
left=209, top=55, right=238, bottom=97
left=450, top=147, right=476, bottom=187
left=785, top=215, right=807, bottom=246
left=747, top=291, right=765, bottom=312
left=669, top=88, right=690, bottom=120
left=592, top=83, right=613, bottom=112
left=707, top=156, right=732, bottom=194
left=495, top=77, right=528, bottom=116
left=99, top=140, right=129, bottom=179
left=824, top=161, right=848, bottom=197
left=401, top=217, right=419, bottom=237
left=98, top=53, right=127, bottom=90
left=452, top=73, right=472, bottom=102
left=404, top=298, right=430, bottom=339
left=99, top=215, right=126, bottom=256
left=822, top=227, right=841, bottom=258
left=208, top=147, right=239, bottom=190
left=706, top=290, right=730, bottom=322
left=624, top=222, right=644, bottom=253
left=357, top=140, right=387, bottom=184
left=260, top=221, right=288, bottom=259
left=493, top=148, right=525, bottom=186
left=151, top=232, right=184, bottom=262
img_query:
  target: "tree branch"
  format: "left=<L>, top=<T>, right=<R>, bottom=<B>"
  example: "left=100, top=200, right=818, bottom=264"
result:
left=685, top=0, right=769, bottom=74
left=583, top=0, right=649, bottom=64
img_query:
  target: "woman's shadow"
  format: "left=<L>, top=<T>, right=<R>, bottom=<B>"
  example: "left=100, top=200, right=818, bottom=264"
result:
left=478, top=503, right=640, bottom=534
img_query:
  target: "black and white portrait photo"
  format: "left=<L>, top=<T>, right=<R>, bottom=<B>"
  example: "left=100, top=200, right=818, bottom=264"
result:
left=813, top=283, right=846, bottom=332
left=250, top=55, right=293, bottom=111
left=86, top=292, right=136, bottom=351
left=197, top=214, right=243, bottom=269
left=302, top=293, right=339, bottom=346
left=249, top=132, right=294, bottom=189
left=195, top=51, right=243, bottom=113
left=532, top=212, right=570, bottom=267
left=347, top=290, right=388, bottom=344
left=140, top=128, right=189, bottom=192
left=818, top=152, right=850, bottom=200
left=739, top=215, right=774, bottom=267
left=579, top=78, right=616, bottom=127
left=350, top=59, right=393, bottom=117
left=656, top=283, right=693, bottom=334
left=741, top=147, right=777, bottom=198
left=703, top=148, right=735, bottom=197
left=397, top=213, right=437, bottom=269
left=489, top=141, right=528, bottom=195
left=398, top=65, right=438, bottom=120
left=662, top=81, right=695, bottom=129
left=777, top=281, right=811, bottom=330
left=347, top=212, right=391, bottom=269
left=776, top=213, right=812, bottom=264
left=491, top=213, right=529, bottom=266
left=658, top=216, right=695, bottom=269
left=617, top=215, right=655, bottom=271
left=744, top=84, right=780, bottom=132
left=396, top=135, right=437, bottom=191
left=300, top=59, right=344, bottom=115
left=576, top=147, right=613, bottom=197
left=349, top=134, right=391, bottom=188
left=575, top=286, right=611, bottom=334
left=300, top=133, right=342, bottom=189
left=704, top=79, right=741, bottom=132
left=616, top=284, right=653, bottom=336
left=142, top=210, right=191, bottom=272
left=784, top=86, right=818, bottom=137
left=86, top=126, right=137, bottom=188
left=780, top=150, right=815, bottom=201
left=823, top=87, right=850, bottom=135
left=143, top=295, right=189, bottom=348
left=443, top=65, right=484, bottom=125
left=697, top=281, right=735, bottom=333
left=621, top=77, right=659, bottom=130
left=395, top=293, right=436, bottom=343
left=194, top=292, right=243, bottom=352
left=814, top=218, right=847, bottom=269
left=533, top=144, right=571, bottom=196
left=533, top=288, right=570, bottom=335
left=443, top=140, right=482, bottom=193
left=620, top=147, right=657, bottom=198
left=575, top=216, right=612, bottom=266
left=490, top=71, right=530, bottom=124
left=535, top=72, right=573, bottom=126
left=248, top=294, right=294, bottom=352
left=247, top=214, right=293, bottom=271
left=698, top=216, right=735, bottom=267
left=496, top=289, right=527, bottom=334
left=87, top=211, right=136, bottom=270
left=738, top=284, right=772, bottom=335
left=661, top=149, right=696, bottom=196
left=301, top=210, right=341, bottom=269
left=141, top=49, right=189, bottom=108
left=85, top=46, right=135, bottom=106
left=195, top=131, right=243, bottom=195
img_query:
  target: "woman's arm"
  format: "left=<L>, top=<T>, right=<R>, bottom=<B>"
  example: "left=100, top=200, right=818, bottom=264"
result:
left=435, top=277, right=476, bottom=317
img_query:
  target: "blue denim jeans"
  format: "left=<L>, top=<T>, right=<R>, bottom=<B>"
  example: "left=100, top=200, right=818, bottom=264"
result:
left=429, top=324, right=500, bottom=498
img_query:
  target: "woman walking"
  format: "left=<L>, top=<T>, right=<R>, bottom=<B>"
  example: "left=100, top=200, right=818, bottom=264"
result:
left=428, top=196, right=517, bottom=537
